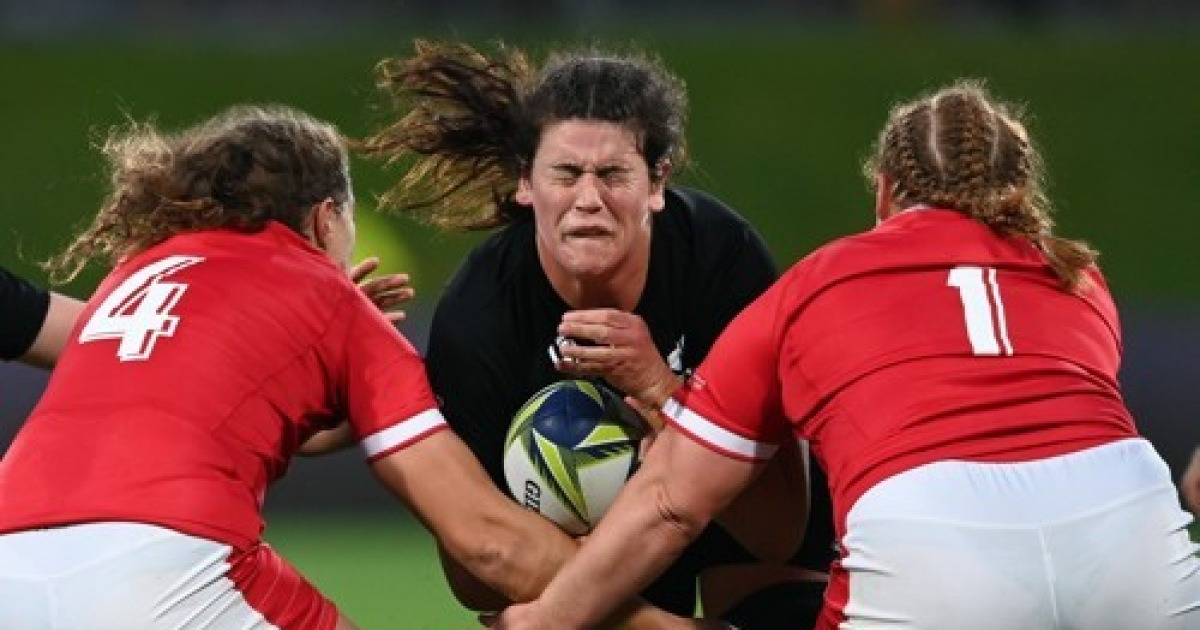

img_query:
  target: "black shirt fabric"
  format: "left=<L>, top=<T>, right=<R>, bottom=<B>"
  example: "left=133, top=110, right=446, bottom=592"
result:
left=1, top=267, right=50, bottom=361
left=426, top=187, right=833, bottom=614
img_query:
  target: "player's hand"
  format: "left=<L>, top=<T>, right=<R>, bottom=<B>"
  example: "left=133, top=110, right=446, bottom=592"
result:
left=1180, top=447, right=1200, bottom=515
left=555, top=309, right=681, bottom=413
left=350, top=256, right=414, bottom=323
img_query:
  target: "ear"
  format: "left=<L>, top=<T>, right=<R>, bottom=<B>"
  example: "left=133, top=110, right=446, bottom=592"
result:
left=515, top=176, right=534, bottom=206
left=308, top=198, right=337, bottom=249
left=648, top=160, right=670, bottom=213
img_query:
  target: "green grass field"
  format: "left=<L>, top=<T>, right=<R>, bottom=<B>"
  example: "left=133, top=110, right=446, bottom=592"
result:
left=265, top=515, right=479, bottom=629
left=268, top=515, right=1200, bottom=629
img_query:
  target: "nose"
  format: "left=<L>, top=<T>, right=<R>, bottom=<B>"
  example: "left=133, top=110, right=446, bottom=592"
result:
left=574, top=173, right=604, bottom=212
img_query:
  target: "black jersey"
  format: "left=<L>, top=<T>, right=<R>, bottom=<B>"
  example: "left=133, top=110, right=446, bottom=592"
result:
left=427, top=187, right=774, bottom=485
left=1, top=267, right=50, bottom=361
left=427, top=187, right=831, bottom=614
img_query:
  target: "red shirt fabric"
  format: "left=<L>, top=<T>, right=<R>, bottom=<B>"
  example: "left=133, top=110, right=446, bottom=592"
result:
left=0, top=223, right=445, bottom=549
left=666, top=209, right=1138, bottom=536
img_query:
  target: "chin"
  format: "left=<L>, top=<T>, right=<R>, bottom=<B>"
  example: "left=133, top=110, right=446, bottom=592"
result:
left=563, top=262, right=614, bottom=280
left=558, top=247, right=618, bottom=277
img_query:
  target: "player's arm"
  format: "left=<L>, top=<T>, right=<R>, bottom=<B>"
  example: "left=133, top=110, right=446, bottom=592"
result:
left=296, top=421, right=356, bottom=456
left=437, top=543, right=510, bottom=611
left=421, top=297, right=536, bottom=609
left=369, top=429, right=718, bottom=630
left=677, top=211, right=807, bottom=564
left=556, top=309, right=805, bottom=562
left=370, top=430, right=575, bottom=602
left=494, top=427, right=765, bottom=629
left=295, top=257, right=415, bottom=457
left=21, top=291, right=86, bottom=369
left=710, top=435, right=807, bottom=562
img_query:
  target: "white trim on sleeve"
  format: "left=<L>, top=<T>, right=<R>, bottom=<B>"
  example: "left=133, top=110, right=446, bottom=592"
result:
left=661, top=399, right=777, bottom=461
left=360, top=408, right=447, bottom=459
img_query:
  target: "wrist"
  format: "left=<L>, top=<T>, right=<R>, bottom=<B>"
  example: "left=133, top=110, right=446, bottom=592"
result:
left=636, top=370, right=682, bottom=413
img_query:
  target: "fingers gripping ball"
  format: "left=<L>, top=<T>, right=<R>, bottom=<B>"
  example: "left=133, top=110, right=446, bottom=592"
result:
left=503, top=380, right=646, bottom=535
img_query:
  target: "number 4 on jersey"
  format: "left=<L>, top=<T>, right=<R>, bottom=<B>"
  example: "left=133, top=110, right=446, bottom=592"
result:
left=79, top=255, right=204, bottom=361
left=947, top=266, right=1014, bottom=357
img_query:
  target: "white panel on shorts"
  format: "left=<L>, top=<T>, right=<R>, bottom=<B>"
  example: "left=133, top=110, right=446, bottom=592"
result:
left=0, top=522, right=280, bottom=630
left=838, top=439, right=1200, bottom=630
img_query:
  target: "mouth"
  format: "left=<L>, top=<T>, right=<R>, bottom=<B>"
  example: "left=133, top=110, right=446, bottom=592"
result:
left=563, top=226, right=613, bottom=239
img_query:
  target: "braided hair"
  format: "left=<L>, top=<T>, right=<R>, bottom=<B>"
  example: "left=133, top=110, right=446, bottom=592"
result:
left=864, top=79, right=1097, bottom=292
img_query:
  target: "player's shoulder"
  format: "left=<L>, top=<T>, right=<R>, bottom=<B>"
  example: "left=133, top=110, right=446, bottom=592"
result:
left=662, top=186, right=754, bottom=231
left=435, top=218, right=536, bottom=331
left=660, top=186, right=770, bottom=255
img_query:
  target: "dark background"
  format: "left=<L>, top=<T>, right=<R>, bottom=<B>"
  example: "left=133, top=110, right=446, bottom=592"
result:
left=2, top=1, right=1197, bottom=516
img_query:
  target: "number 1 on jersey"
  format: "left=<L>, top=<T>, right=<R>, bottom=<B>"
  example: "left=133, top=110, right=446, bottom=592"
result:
left=947, top=266, right=1013, bottom=356
left=79, top=255, right=204, bottom=361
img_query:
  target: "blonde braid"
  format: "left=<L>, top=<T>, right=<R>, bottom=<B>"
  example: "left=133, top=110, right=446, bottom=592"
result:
left=866, top=79, right=1098, bottom=292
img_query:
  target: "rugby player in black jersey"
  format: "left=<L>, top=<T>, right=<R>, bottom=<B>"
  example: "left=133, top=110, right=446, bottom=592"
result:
left=364, top=40, right=834, bottom=629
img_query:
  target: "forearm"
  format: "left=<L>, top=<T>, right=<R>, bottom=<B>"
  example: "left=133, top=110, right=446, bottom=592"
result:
left=538, top=470, right=710, bottom=626
left=457, top=502, right=580, bottom=603
left=534, top=431, right=759, bottom=628
left=21, top=292, right=85, bottom=368
left=371, top=432, right=574, bottom=602
left=437, top=544, right=510, bottom=611
left=375, top=432, right=711, bottom=629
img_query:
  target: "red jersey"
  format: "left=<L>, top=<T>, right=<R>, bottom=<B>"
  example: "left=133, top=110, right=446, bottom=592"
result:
left=666, top=209, right=1138, bottom=533
left=0, top=223, right=446, bottom=549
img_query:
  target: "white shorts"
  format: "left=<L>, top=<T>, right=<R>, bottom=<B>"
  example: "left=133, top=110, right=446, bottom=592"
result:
left=835, top=438, right=1200, bottom=630
left=0, top=522, right=338, bottom=629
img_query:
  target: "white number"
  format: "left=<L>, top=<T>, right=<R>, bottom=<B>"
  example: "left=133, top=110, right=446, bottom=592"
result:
left=947, top=266, right=1013, bottom=356
left=80, top=255, right=204, bottom=361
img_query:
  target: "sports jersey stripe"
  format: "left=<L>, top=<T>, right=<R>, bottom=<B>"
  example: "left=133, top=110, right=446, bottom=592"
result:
left=661, top=399, right=777, bottom=461
left=986, top=268, right=1014, bottom=355
left=360, top=408, right=448, bottom=460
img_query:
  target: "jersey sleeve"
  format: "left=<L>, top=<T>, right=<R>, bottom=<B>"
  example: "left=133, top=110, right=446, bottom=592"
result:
left=665, top=274, right=792, bottom=461
left=0, top=267, right=51, bottom=361
left=335, top=291, right=447, bottom=461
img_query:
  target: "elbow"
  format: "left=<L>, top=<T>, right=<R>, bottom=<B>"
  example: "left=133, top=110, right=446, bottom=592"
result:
left=654, top=485, right=711, bottom=548
left=446, top=522, right=511, bottom=581
left=438, top=543, right=512, bottom=611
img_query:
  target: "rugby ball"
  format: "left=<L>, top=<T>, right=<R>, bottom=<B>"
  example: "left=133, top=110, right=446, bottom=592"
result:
left=502, top=379, right=645, bottom=535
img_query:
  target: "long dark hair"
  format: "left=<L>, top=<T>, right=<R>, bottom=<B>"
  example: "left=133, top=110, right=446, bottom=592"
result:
left=362, top=39, right=689, bottom=231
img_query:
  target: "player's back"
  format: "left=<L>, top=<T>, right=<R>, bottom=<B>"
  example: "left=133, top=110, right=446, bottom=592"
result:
left=0, top=223, right=355, bottom=548
left=780, top=209, right=1139, bottom=511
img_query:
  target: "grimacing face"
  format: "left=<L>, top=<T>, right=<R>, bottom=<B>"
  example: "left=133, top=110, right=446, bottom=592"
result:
left=517, top=119, right=666, bottom=293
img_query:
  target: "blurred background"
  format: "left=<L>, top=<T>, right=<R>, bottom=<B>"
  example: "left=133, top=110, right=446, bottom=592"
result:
left=2, top=1, right=1198, bottom=627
